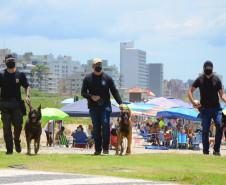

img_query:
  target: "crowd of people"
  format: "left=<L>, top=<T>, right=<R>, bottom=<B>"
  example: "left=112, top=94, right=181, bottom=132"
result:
left=134, top=116, right=226, bottom=151
left=135, top=118, right=197, bottom=149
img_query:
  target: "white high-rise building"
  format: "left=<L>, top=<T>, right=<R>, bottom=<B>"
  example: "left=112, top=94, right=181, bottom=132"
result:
left=48, top=56, right=83, bottom=79
left=120, top=41, right=148, bottom=90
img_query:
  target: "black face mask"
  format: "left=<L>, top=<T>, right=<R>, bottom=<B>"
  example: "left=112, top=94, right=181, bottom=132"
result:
left=95, top=65, right=102, bottom=72
left=204, top=69, right=212, bottom=76
left=6, top=61, right=15, bottom=69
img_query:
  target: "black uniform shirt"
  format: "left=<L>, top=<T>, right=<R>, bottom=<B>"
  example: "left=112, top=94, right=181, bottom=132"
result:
left=0, top=69, right=29, bottom=100
left=81, top=72, right=122, bottom=108
left=192, top=74, right=222, bottom=108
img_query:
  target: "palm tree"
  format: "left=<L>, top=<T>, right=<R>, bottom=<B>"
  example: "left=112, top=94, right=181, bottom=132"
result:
left=31, top=64, right=49, bottom=91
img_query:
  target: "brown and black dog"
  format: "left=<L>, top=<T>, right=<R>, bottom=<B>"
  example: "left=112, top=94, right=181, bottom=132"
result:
left=116, top=108, right=132, bottom=155
left=24, top=105, right=42, bottom=155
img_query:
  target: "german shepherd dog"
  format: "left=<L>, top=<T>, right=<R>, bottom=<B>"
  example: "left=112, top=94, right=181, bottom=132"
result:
left=24, top=105, right=42, bottom=155
left=116, top=108, right=132, bottom=155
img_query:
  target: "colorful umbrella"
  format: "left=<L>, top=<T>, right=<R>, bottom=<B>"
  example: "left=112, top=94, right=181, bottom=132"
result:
left=166, top=97, right=192, bottom=108
left=130, top=103, right=157, bottom=111
left=146, top=97, right=180, bottom=108
left=146, top=91, right=155, bottom=96
left=157, top=107, right=200, bottom=121
left=144, top=106, right=170, bottom=117
left=41, top=108, right=69, bottom=120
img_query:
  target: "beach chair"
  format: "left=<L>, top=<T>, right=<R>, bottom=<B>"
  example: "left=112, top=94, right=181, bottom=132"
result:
left=72, top=132, right=89, bottom=148
left=140, top=130, right=150, bottom=145
left=73, top=139, right=88, bottom=148
left=171, top=130, right=180, bottom=149
left=163, top=133, right=171, bottom=147
left=178, top=133, right=189, bottom=149
left=146, top=133, right=157, bottom=145
left=192, top=133, right=201, bottom=150
left=59, top=135, right=69, bottom=147
left=110, top=135, right=117, bottom=149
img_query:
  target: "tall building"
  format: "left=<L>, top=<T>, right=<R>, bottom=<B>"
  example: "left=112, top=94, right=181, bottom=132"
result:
left=147, top=63, right=163, bottom=97
left=120, top=41, right=148, bottom=90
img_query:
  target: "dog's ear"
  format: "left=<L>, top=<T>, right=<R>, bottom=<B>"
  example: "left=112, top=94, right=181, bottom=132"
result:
left=127, top=106, right=131, bottom=116
left=38, top=104, right=41, bottom=110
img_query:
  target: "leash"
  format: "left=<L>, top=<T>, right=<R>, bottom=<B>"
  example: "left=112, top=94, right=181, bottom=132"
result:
left=26, top=102, right=33, bottom=109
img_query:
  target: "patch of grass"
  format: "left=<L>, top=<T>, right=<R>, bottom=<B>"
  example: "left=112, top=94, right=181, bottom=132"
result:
left=0, top=152, right=225, bottom=185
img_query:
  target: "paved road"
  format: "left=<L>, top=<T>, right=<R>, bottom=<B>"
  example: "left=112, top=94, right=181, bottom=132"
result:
left=0, top=169, right=179, bottom=185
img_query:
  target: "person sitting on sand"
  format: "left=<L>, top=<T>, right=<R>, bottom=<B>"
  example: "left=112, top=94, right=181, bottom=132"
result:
left=149, top=121, right=160, bottom=146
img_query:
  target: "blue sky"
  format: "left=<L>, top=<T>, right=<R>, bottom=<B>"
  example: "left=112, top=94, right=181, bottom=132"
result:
left=1, top=0, right=226, bottom=86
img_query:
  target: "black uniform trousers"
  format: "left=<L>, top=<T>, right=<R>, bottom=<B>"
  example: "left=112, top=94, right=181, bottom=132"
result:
left=1, top=101, right=23, bottom=152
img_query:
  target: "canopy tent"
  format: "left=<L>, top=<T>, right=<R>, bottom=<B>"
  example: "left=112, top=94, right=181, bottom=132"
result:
left=157, top=107, right=200, bottom=121
left=60, top=99, right=121, bottom=117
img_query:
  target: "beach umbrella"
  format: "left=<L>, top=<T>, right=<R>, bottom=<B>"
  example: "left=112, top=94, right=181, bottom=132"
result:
left=146, top=97, right=180, bottom=108
left=130, top=103, right=158, bottom=111
left=166, top=97, right=192, bottom=108
left=146, top=91, right=155, bottom=96
left=41, top=108, right=69, bottom=121
left=157, top=107, right=200, bottom=121
left=41, top=108, right=69, bottom=147
left=143, top=106, right=170, bottom=117
left=60, top=98, right=75, bottom=104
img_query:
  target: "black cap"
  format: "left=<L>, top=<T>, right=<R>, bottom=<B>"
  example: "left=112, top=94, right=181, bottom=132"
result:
left=203, top=61, right=213, bottom=68
left=5, top=54, right=15, bottom=61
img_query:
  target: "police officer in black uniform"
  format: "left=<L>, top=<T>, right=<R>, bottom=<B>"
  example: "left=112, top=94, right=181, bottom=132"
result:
left=0, top=54, right=30, bottom=154
left=81, top=58, right=123, bottom=155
